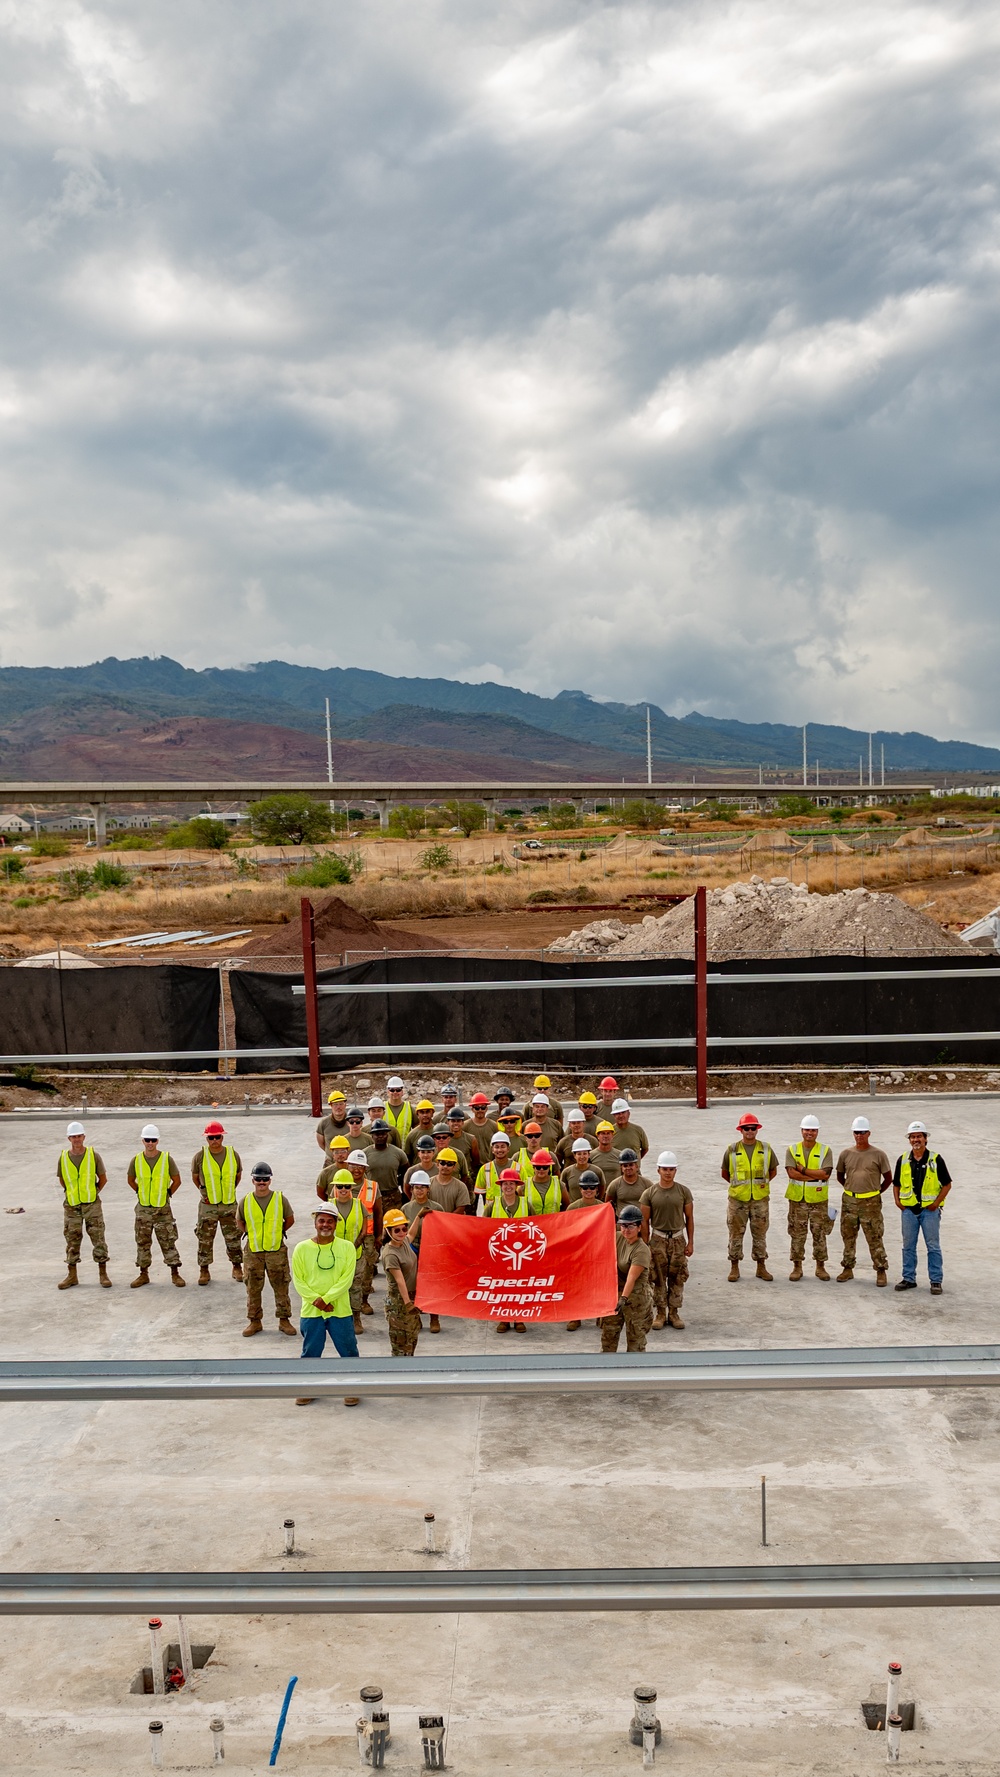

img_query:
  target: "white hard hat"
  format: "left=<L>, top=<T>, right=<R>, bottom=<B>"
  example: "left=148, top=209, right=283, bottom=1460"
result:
left=409, top=1169, right=430, bottom=1187
left=612, top=1098, right=630, bottom=1114
left=490, top=1130, right=510, bottom=1146
left=347, top=1149, right=369, bottom=1166
left=907, top=1120, right=928, bottom=1136
left=572, top=1137, right=592, bottom=1153
left=531, top=1092, right=550, bottom=1105
left=566, top=1106, right=585, bottom=1121
left=657, top=1150, right=678, bottom=1168
left=800, top=1114, right=820, bottom=1129
left=852, top=1116, right=871, bottom=1133
left=367, top=1094, right=385, bottom=1108
left=66, top=1121, right=85, bottom=1138
left=141, top=1124, right=160, bottom=1141
left=386, top=1076, right=405, bottom=1091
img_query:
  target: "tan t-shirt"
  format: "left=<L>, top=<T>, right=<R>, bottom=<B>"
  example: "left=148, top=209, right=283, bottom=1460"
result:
left=556, top=1130, right=590, bottom=1165
left=363, top=1143, right=407, bottom=1196
left=606, top=1172, right=652, bottom=1212
left=383, top=1241, right=418, bottom=1300
left=404, top=1125, right=438, bottom=1162
left=428, top=1176, right=471, bottom=1213
left=616, top=1233, right=651, bottom=1280
left=640, top=1180, right=692, bottom=1235
left=836, top=1147, right=891, bottom=1195
left=589, top=1149, right=621, bottom=1188
left=567, top=1195, right=602, bottom=1212
left=562, top=1163, right=604, bottom=1203
left=611, top=1121, right=649, bottom=1157
left=317, top=1113, right=350, bottom=1148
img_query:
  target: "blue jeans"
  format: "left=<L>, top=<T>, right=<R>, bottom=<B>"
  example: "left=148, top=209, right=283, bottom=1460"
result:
left=901, top=1208, right=942, bottom=1285
left=300, top=1314, right=359, bottom=1358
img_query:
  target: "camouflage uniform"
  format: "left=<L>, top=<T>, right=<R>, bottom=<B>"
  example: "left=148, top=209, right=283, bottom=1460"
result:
left=648, top=1230, right=689, bottom=1319
left=601, top=1233, right=654, bottom=1353
left=196, top=1199, right=243, bottom=1269
left=244, top=1249, right=292, bottom=1323
left=726, top=1198, right=769, bottom=1263
left=385, top=1297, right=422, bottom=1356
left=358, top=1236, right=379, bottom=1301
left=787, top=1200, right=830, bottom=1264
left=64, top=1199, right=109, bottom=1266
left=135, top=1205, right=181, bottom=1269
left=840, top=1196, right=888, bottom=1273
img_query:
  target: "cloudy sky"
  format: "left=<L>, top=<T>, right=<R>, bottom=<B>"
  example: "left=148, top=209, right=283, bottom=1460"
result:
left=2, top=0, right=999, bottom=738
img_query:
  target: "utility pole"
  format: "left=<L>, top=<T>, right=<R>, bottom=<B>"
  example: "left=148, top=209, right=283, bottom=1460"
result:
left=646, top=706, right=652, bottom=786
left=868, top=732, right=873, bottom=789
left=802, top=724, right=807, bottom=787
left=325, top=697, right=334, bottom=814
left=881, top=743, right=885, bottom=787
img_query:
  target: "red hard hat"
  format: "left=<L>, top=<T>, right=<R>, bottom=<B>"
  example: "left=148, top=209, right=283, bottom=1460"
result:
left=599, top=1076, right=618, bottom=1091
left=500, top=1168, right=521, bottom=1183
left=203, top=1121, right=225, bottom=1136
left=737, top=1112, right=761, bottom=1130
left=532, top=1149, right=554, bottom=1167
left=469, top=1093, right=490, bottom=1107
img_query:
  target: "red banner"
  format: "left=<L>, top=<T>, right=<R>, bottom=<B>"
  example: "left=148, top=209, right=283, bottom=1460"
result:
left=414, top=1204, right=619, bottom=1323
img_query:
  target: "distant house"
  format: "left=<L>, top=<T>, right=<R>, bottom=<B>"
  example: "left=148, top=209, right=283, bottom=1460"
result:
left=0, top=813, right=33, bottom=833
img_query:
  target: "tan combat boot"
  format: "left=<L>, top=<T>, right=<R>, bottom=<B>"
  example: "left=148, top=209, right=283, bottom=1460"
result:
left=360, top=1298, right=374, bottom=1315
left=836, top=1267, right=853, bottom=1282
left=667, top=1310, right=685, bottom=1329
left=429, top=1315, right=441, bottom=1333
left=755, top=1261, right=773, bottom=1281
left=343, top=1397, right=361, bottom=1407
left=815, top=1262, right=830, bottom=1280
left=353, top=1313, right=366, bottom=1334
left=170, top=1267, right=186, bottom=1287
left=231, top=1264, right=244, bottom=1282
left=129, top=1269, right=150, bottom=1289
left=728, top=1262, right=740, bottom=1282
left=789, top=1262, right=803, bottom=1282
left=98, top=1263, right=112, bottom=1289
left=876, top=1268, right=888, bottom=1287
left=278, top=1318, right=297, bottom=1336
left=198, top=1266, right=211, bottom=1285
left=57, top=1265, right=79, bottom=1290
left=242, top=1321, right=262, bottom=1337
left=652, top=1311, right=667, bottom=1329
left=565, top=1320, right=582, bottom=1331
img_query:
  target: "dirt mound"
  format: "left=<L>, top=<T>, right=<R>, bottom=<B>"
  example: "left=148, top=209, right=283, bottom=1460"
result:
left=548, top=876, right=964, bottom=959
left=239, top=895, right=447, bottom=961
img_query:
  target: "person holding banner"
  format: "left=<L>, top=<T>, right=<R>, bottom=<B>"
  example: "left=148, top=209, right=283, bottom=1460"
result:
left=489, top=1170, right=532, bottom=1333
left=381, top=1210, right=422, bottom=1355
left=564, top=1169, right=603, bottom=1332
left=600, top=1205, right=653, bottom=1353
left=524, top=1150, right=568, bottom=1215
left=562, top=1138, right=600, bottom=1202
left=473, top=1130, right=515, bottom=1212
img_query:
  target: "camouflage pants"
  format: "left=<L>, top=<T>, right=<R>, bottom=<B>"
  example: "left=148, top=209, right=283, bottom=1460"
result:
left=135, top=1205, right=180, bottom=1269
left=244, top=1248, right=292, bottom=1322
left=787, top=1200, right=831, bottom=1263
left=727, top=1197, right=769, bottom=1262
left=196, top=1200, right=243, bottom=1267
left=385, top=1294, right=421, bottom=1356
left=64, top=1198, right=108, bottom=1265
left=359, top=1236, right=378, bottom=1299
left=601, top=1282, right=653, bottom=1353
left=347, top=1246, right=366, bottom=1316
left=379, top=1185, right=403, bottom=1214
left=840, top=1195, right=887, bottom=1273
left=649, top=1230, right=688, bottom=1316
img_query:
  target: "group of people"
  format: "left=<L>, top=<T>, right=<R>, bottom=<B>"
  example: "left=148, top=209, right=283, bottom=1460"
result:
left=53, top=1071, right=954, bottom=1388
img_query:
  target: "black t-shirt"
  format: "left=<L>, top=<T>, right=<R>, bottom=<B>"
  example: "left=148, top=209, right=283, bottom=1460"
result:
left=892, top=1151, right=951, bottom=1204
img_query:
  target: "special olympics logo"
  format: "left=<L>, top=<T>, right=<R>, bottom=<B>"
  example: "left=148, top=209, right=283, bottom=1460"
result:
left=487, top=1221, right=548, bottom=1272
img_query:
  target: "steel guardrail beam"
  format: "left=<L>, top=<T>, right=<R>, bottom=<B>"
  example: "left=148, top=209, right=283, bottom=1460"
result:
left=297, top=966, right=997, bottom=997
left=1, top=1347, right=999, bottom=1402
left=2, top=1562, right=999, bottom=1614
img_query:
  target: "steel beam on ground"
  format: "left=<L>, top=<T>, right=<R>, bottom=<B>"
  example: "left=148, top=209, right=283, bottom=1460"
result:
left=1, top=1346, right=998, bottom=1403
left=296, top=965, right=997, bottom=996
left=2, top=1562, right=1000, bottom=1615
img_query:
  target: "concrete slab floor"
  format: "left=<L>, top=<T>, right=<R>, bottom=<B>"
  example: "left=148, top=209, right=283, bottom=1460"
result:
left=0, top=1098, right=998, bottom=1773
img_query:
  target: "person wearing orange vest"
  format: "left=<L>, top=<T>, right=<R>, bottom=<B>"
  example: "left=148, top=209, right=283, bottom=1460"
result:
left=345, top=1147, right=384, bottom=1316
left=56, top=1120, right=111, bottom=1291
left=237, top=1162, right=296, bottom=1336
left=191, top=1120, right=243, bottom=1285
left=127, top=1124, right=185, bottom=1288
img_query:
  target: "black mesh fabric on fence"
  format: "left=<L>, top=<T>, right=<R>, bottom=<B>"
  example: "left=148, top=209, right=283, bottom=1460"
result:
left=228, top=952, right=1000, bottom=1072
left=2, top=965, right=220, bottom=1069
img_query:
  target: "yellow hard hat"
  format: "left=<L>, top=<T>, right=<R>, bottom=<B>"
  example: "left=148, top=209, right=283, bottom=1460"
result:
left=437, top=1147, right=458, bottom=1162
left=383, top=1208, right=409, bottom=1229
left=329, top=1135, right=351, bottom=1150
left=332, top=1169, right=354, bottom=1185
left=579, top=1091, right=597, bottom=1106
left=415, top=1098, right=435, bottom=1111
left=534, top=1073, right=551, bottom=1089
left=327, top=1090, right=346, bottom=1103
left=596, top=1120, right=615, bottom=1133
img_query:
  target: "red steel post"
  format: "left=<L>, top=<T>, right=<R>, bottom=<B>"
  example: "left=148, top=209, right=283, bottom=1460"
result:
left=301, top=896, right=323, bottom=1117
left=694, top=884, right=708, bottom=1109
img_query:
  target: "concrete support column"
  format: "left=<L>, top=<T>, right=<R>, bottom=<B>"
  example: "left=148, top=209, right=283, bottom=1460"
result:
left=90, top=803, right=107, bottom=846
left=373, top=799, right=391, bottom=832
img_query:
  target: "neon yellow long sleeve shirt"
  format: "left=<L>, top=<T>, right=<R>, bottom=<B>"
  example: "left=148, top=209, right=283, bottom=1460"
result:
left=291, top=1237, right=357, bottom=1318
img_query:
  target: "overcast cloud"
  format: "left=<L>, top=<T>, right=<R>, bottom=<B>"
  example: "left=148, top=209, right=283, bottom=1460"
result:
left=1, top=0, right=999, bottom=738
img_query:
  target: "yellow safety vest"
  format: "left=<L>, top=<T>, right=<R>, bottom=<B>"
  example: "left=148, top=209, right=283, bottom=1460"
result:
left=242, top=1192, right=285, bottom=1251
left=200, top=1146, right=238, bottom=1205
left=134, top=1151, right=172, bottom=1209
left=727, top=1141, right=775, bottom=1202
left=490, top=1194, right=531, bottom=1219
left=525, top=1175, right=562, bottom=1214
left=898, top=1153, right=943, bottom=1209
left=386, top=1101, right=413, bottom=1142
left=59, top=1148, right=97, bottom=1206
left=785, top=1143, right=832, bottom=1204
left=329, top=1196, right=364, bottom=1246
left=476, top=1159, right=508, bottom=1201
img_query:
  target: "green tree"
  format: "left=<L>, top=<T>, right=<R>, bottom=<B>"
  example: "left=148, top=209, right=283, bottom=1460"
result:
left=247, top=794, right=334, bottom=846
left=445, top=800, right=486, bottom=837
left=622, top=799, right=665, bottom=829
left=388, top=804, right=425, bottom=838
left=31, top=833, right=69, bottom=857
left=776, top=795, right=815, bottom=819
left=165, top=817, right=230, bottom=850
left=548, top=802, right=579, bottom=829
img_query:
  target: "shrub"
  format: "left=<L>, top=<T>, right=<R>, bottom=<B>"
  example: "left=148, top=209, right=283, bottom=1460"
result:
left=388, top=804, right=425, bottom=838
left=92, top=860, right=130, bottom=889
left=776, top=795, right=815, bottom=819
left=421, top=843, right=453, bottom=870
left=1, top=854, right=25, bottom=879
left=164, top=817, right=230, bottom=850
left=444, top=800, right=486, bottom=837
left=286, top=854, right=356, bottom=888
left=569, top=884, right=595, bottom=901
left=829, top=806, right=847, bottom=823
left=548, top=802, right=579, bottom=829
left=31, top=834, right=69, bottom=857
left=248, top=794, right=334, bottom=847
left=110, top=830, right=156, bottom=849
left=713, top=803, right=740, bottom=823
left=60, top=867, right=93, bottom=898
left=622, top=800, right=666, bottom=829
left=527, top=888, right=561, bottom=903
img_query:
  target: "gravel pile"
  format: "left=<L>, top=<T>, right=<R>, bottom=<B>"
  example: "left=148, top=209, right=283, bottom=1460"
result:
left=548, top=876, right=964, bottom=959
